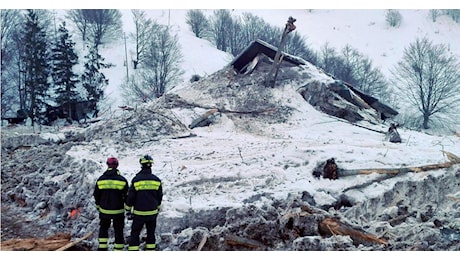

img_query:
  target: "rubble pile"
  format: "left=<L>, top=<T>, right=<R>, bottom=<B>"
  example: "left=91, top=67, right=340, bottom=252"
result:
left=2, top=127, right=459, bottom=250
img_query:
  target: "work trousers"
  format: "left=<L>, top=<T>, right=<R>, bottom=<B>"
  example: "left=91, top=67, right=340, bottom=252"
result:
left=98, top=214, right=125, bottom=251
left=128, top=215, right=158, bottom=251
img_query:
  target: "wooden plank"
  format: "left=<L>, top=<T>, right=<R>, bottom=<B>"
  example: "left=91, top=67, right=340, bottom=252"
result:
left=56, top=231, right=93, bottom=251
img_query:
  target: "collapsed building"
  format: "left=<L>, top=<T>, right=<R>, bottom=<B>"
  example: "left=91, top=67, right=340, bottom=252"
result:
left=231, top=39, right=398, bottom=123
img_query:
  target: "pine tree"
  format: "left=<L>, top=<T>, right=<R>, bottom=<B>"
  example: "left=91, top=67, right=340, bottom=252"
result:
left=22, top=9, right=50, bottom=126
left=51, top=21, right=79, bottom=122
left=81, top=44, right=111, bottom=117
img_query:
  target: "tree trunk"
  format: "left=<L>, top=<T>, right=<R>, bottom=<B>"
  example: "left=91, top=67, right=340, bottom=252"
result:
left=423, top=113, right=430, bottom=129
left=340, top=151, right=460, bottom=176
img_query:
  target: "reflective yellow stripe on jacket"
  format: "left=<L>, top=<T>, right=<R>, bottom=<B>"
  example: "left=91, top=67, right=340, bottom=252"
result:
left=98, top=207, right=125, bottom=214
left=97, top=179, right=127, bottom=190
left=133, top=180, right=161, bottom=191
left=133, top=208, right=159, bottom=216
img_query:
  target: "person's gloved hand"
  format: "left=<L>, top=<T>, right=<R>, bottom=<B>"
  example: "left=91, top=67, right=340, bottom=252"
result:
left=125, top=211, right=133, bottom=220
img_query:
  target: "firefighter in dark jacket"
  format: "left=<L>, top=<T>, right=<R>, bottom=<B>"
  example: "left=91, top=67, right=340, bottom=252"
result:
left=93, top=157, right=129, bottom=251
left=125, top=155, right=163, bottom=251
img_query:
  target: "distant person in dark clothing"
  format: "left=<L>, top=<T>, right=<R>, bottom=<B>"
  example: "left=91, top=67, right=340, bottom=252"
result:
left=126, top=155, right=163, bottom=251
left=388, top=123, right=402, bottom=143
left=323, top=157, right=338, bottom=180
left=93, top=157, right=129, bottom=251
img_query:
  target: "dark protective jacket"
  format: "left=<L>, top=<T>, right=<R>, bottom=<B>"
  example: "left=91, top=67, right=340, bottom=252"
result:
left=125, top=167, right=163, bottom=217
left=93, top=168, right=129, bottom=216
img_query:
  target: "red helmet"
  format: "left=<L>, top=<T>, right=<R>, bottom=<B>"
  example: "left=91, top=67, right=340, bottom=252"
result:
left=106, top=157, right=119, bottom=168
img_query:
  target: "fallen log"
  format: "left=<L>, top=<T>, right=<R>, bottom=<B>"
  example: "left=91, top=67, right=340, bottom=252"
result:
left=319, top=217, right=388, bottom=246
left=225, top=234, right=267, bottom=250
left=189, top=109, right=218, bottom=129
left=340, top=151, right=460, bottom=177
left=341, top=162, right=454, bottom=176
left=56, top=231, right=93, bottom=251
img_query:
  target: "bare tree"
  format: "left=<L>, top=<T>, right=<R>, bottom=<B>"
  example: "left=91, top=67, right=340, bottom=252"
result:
left=130, top=10, right=157, bottom=70
left=352, top=56, right=389, bottom=100
left=65, top=9, right=89, bottom=42
left=443, top=9, right=460, bottom=23
left=429, top=9, right=440, bottom=22
left=209, top=9, right=233, bottom=52
left=318, top=42, right=344, bottom=75
left=239, top=12, right=268, bottom=43
left=1, top=9, right=23, bottom=118
left=143, top=25, right=183, bottom=99
left=205, top=10, right=317, bottom=67
left=185, top=9, right=209, bottom=38
left=121, top=23, right=183, bottom=103
left=385, top=9, right=402, bottom=28
left=284, top=32, right=318, bottom=64
left=1, top=10, right=22, bottom=66
left=336, top=44, right=356, bottom=83
left=392, top=37, right=460, bottom=129
left=339, top=44, right=389, bottom=99
left=231, top=12, right=274, bottom=56
left=228, top=17, right=246, bottom=57
left=86, top=9, right=122, bottom=48
left=66, top=9, right=122, bottom=49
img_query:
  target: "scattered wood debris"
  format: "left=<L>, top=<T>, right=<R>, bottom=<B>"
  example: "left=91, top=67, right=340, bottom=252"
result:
left=56, top=232, right=93, bottom=251
left=0, top=232, right=92, bottom=251
left=225, top=234, right=267, bottom=250
left=319, top=218, right=388, bottom=246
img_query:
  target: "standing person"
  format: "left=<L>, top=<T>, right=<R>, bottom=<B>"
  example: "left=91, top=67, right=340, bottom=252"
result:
left=125, top=155, right=163, bottom=251
left=93, top=157, right=129, bottom=251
